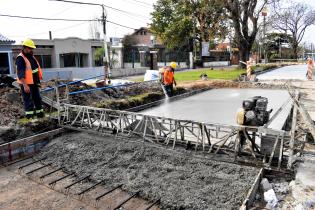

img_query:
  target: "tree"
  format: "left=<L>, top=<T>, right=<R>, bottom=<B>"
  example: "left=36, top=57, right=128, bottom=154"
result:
left=264, top=32, right=293, bottom=60
left=151, top=0, right=228, bottom=55
left=94, top=47, right=118, bottom=68
left=272, top=2, right=315, bottom=59
left=223, top=0, right=279, bottom=67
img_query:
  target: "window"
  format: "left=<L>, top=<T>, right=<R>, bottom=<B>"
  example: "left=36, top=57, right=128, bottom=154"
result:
left=0, top=53, right=9, bottom=74
left=60, top=53, right=88, bottom=67
left=34, top=55, right=52, bottom=68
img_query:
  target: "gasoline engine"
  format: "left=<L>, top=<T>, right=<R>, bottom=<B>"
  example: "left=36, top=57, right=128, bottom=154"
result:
left=236, top=96, right=273, bottom=153
left=237, top=96, right=273, bottom=127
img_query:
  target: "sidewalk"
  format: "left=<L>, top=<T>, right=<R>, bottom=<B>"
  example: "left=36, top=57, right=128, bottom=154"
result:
left=284, top=80, right=315, bottom=210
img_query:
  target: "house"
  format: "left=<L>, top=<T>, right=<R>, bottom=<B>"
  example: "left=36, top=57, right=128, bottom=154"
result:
left=0, top=33, right=15, bottom=75
left=12, top=37, right=105, bottom=69
left=123, top=27, right=190, bottom=69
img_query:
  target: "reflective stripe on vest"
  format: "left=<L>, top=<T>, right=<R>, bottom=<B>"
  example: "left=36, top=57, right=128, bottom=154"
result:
left=32, top=68, right=39, bottom=73
left=16, top=53, right=43, bottom=85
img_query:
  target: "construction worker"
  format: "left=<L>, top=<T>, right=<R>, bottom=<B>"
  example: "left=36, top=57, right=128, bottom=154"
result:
left=16, top=39, right=44, bottom=119
left=159, top=61, right=177, bottom=97
left=240, top=57, right=254, bottom=80
left=246, top=58, right=254, bottom=79
left=306, top=57, right=314, bottom=80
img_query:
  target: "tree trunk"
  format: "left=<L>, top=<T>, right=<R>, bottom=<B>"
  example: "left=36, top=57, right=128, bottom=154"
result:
left=292, top=43, right=299, bottom=59
left=239, top=44, right=250, bottom=69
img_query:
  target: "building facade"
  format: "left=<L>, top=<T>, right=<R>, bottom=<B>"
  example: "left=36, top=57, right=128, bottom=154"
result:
left=0, top=33, right=15, bottom=75
left=12, top=37, right=104, bottom=69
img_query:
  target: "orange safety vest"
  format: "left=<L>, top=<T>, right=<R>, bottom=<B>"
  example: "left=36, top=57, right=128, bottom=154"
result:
left=163, top=68, right=174, bottom=85
left=16, top=53, right=43, bottom=85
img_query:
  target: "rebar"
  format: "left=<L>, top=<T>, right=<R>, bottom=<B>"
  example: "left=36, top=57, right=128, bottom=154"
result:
left=49, top=172, right=75, bottom=186
left=77, top=180, right=104, bottom=196
left=18, top=157, right=46, bottom=170
left=40, top=167, right=63, bottom=179
left=144, top=199, right=160, bottom=210
left=113, top=191, right=139, bottom=210
left=95, top=184, right=123, bottom=201
left=64, top=175, right=90, bottom=189
left=26, top=163, right=52, bottom=175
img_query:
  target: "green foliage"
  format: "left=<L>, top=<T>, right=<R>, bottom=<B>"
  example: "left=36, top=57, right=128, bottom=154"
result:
left=150, top=0, right=227, bottom=49
left=94, top=48, right=118, bottom=68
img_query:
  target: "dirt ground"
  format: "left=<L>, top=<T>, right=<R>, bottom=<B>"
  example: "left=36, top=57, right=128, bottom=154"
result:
left=0, top=167, right=96, bottom=210
left=38, top=132, right=260, bottom=210
left=0, top=87, right=23, bottom=126
left=178, top=79, right=287, bottom=90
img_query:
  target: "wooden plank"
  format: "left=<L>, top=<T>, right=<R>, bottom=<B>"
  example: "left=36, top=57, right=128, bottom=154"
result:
left=240, top=168, right=264, bottom=210
left=288, top=91, right=299, bottom=169
left=0, top=128, right=65, bottom=154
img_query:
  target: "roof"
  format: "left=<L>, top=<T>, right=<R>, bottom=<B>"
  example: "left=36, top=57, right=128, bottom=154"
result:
left=132, top=27, right=150, bottom=35
left=0, top=33, right=15, bottom=44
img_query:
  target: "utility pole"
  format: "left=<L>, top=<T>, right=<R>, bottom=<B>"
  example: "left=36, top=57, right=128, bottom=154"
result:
left=50, top=0, right=111, bottom=85
left=279, top=36, right=282, bottom=59
left=262, top=7, right=268, bottom=64
left=101, top=5, right=110, bottom=84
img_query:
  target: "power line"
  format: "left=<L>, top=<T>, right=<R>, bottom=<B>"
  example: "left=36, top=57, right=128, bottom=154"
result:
left=0, top=14, right=94, bottom=22
left=107, top=20, right=136, bottom=30
left=50, top=0, right=149, bottom=19
left=0, top=14, right=136, bottom=29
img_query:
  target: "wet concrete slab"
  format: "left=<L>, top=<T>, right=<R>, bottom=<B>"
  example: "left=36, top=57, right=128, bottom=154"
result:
left=39, top=133, right=260, bottom=210
left=257, top=65, right=307, bottom=80
left=141, top=89, right=291, bottom=130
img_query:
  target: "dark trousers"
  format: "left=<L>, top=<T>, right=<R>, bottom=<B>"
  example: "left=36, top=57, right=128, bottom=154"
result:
left=20, top=84, right=43, bottom=116
left=164, top=84, right=174, bottom=97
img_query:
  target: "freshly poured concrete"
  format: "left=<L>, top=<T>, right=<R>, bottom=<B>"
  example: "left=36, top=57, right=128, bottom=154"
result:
left=141, top=89, right=291, bottom=130
left=40, top=133, right=260, bottom=210
left=257, top=65, right=307, bottom=80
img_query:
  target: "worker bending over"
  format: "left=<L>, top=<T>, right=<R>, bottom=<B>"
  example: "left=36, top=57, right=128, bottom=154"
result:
left=159, top=62, right=177, bottom=97
left=16, top=39, right=44, bottom=119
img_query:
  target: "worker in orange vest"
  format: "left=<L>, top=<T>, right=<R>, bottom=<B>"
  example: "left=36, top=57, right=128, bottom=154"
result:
left=159, top=62, right=177, bottom=97
left=306, top=57, right=314, bottom=80
left=16, top=39, right=44, bottom=119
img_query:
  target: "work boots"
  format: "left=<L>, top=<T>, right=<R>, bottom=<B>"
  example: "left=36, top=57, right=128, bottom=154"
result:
left=36, top=112, right=45, bottom=118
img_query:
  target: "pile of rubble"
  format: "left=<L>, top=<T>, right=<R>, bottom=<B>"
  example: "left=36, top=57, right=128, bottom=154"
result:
left=0, top=87, right=23, bottom=126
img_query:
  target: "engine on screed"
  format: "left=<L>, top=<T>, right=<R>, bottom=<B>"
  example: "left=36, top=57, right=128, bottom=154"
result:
left=236, top=96, right=273, bottom=126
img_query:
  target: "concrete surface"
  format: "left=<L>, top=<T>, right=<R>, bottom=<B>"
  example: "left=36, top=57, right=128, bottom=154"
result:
left=257, top=65, right=307, bottom=80
left=141, top=89, right=291, bottom=130
left=39, top=132, right=260, bottom=210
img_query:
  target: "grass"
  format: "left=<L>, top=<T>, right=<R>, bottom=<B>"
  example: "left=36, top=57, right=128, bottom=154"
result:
left=174, top=68, right=246, bottom=82
left=132, top=68, right=246, bottom=83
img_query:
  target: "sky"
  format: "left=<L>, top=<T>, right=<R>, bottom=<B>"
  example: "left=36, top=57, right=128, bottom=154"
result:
left=0, top=0, right=315, bottom=45
left=0, top=0, right=156, bottom=44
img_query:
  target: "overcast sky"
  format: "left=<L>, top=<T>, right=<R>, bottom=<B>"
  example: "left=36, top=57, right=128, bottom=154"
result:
left=0, top=0, right=156, bottom=44
left=0, top=0, right=314, bottom=45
